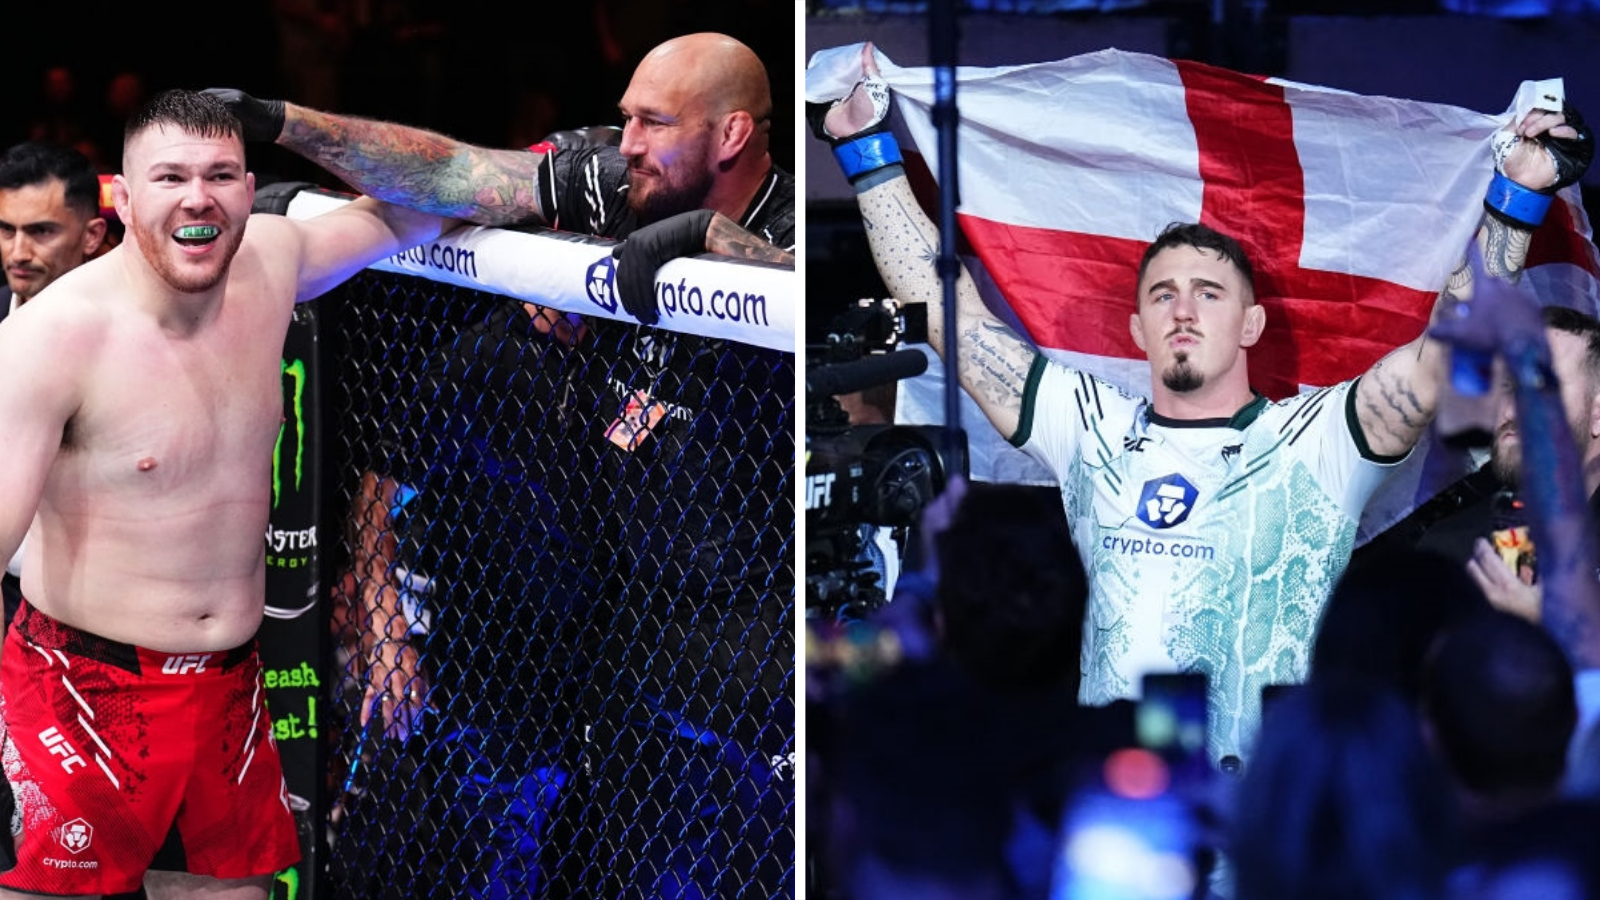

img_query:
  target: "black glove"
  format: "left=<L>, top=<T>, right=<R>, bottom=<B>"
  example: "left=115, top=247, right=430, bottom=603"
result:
left=611, top=210, right=715, bottom=325
left=1547, top=101, right=1594, bottom=192
left=200, top=88, right=285, bottom=143
left=805, top=73, right=893, bottom=146
left=1485, top=101, right=1595, bottom=229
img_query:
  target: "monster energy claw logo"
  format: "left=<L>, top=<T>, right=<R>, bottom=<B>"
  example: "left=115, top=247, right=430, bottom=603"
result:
left=274, top=358, right=307, bottom=509
left=274, top=865, right=299, bottom=900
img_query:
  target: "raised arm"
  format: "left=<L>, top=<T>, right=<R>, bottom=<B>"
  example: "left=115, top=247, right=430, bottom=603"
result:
left=203, top=88, right=548, bottom=227
left=810, top=43, right=1037, bottom=440
left=1354, top=103, right=1593, bottom=458
left=706, top=211, right=794, bottom=264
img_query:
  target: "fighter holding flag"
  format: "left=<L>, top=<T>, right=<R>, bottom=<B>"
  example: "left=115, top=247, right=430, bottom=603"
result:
left=809, top=42, right=1592, bottom=765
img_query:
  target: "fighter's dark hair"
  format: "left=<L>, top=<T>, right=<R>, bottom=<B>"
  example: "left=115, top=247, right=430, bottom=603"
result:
left=124, top=89, right=241, bottom=150
left=1136, top=222, right=1257, bottom=300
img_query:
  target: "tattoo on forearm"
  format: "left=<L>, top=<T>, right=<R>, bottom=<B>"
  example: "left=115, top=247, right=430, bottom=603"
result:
left=859, top=192, right=944, bottom=337
left=705, top=215, right=793, bottom=264
left=284, top=111, right=540, bottom=224
left=1444, top=262, right=1471, bottom=304
left=1416, top=262, right=1476, bottom=362
left=860, top=183, right=1032, bottom=417
left=1482, top=217, right=1531, bottom=282
left=886, top=195, right=940, bottom=261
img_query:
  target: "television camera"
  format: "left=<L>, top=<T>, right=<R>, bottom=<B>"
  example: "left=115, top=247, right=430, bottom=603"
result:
left=806, top=298, right=967, bottom=621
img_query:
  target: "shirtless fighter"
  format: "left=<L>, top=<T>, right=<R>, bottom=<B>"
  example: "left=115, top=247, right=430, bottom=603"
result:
left=0, top=90, right=453, bottom=898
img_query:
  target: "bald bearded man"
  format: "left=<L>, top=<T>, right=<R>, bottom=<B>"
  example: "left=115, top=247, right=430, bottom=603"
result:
left=206, top=31, right=793, bottom=278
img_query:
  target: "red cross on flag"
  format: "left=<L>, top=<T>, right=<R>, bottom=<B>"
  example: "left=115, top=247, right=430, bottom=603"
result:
left=807, top=45, right=1600, bottom=492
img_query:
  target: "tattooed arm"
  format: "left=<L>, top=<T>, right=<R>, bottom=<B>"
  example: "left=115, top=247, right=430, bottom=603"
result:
left=1354, top=217, right=1531, bottom=457
left=274, top=106, right=796, bottom=266
left=1354, top=102, right=1581, bottom=457
left=276, top=104, right=548, bottom=226
left=819, top=44, right=1035, bottom=440
left=854, top=174, right=1036, bottom=440
left=705, top=212, right=794, bottom=265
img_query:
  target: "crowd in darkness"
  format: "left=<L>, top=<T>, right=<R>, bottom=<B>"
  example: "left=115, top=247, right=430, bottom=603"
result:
left=809, top=482, right=1600, bottom=900
left=12, top=0, right=793, bottom=187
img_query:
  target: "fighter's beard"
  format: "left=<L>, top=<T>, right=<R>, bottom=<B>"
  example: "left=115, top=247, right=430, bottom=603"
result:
left=628, top=166, right=715, bottom=225
left=1163, top=357, right=1204, bottom=393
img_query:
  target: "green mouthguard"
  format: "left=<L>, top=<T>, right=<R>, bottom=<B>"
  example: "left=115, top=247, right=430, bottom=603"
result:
left=177, top=225, right=219, bottom=240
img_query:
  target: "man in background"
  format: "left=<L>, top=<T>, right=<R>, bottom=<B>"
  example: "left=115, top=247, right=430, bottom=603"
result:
left=1360, top=306, right=1600, bottom=623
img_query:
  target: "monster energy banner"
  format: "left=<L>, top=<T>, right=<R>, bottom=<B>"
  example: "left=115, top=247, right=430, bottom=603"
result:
left=262, top=301, right=325, bottom=900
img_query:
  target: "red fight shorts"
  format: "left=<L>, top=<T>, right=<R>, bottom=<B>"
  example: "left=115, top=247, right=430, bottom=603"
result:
left=0, top=599, right=300, bottom=895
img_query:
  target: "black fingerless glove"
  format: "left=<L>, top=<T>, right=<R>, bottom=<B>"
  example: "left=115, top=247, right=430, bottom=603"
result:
left=200, top=88, right=286, bottom=143
left=611, top=210, right=715, bottom=325
left=1546, top=101, right=1594, bottom=191
left=1485, top=101, right=1595, bottom=229
left=807, top=76, right=904, bottom=185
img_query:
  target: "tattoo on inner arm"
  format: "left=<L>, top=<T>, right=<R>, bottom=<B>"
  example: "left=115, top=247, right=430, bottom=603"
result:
left=862, top=188, right=1033, bottom=412
left=889, top=195, right=940, bottom=263
left=962, top=320, right=1028, bottom=406
left=860, top=193, right=943, bottom=315
left=1444, top=263, right=1471, bottom=303
left=1414, top=262, right=1475, bottom=362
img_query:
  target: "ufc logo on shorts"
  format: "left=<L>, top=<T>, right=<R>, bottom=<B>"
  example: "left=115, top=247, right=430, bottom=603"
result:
left=39, top=727, right=86, bottom=774
left=162, top=653, right=213, bottom=675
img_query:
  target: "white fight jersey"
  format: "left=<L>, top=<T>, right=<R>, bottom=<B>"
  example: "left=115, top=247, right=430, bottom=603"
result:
left=1014, top=359, right=1403, bottom=763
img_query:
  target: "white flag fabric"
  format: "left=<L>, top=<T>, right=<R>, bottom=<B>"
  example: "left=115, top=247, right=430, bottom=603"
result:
left=807, top=44, right=1600, bottom=534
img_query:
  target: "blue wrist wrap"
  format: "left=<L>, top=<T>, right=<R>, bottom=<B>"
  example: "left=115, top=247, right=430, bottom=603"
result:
left=833, top=132, right=903, bottom=183
left=1484, top=170, right=1554, bottom=229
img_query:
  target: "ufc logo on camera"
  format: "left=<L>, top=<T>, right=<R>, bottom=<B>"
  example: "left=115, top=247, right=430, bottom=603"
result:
left=805, top=472, right=836, bottom=511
